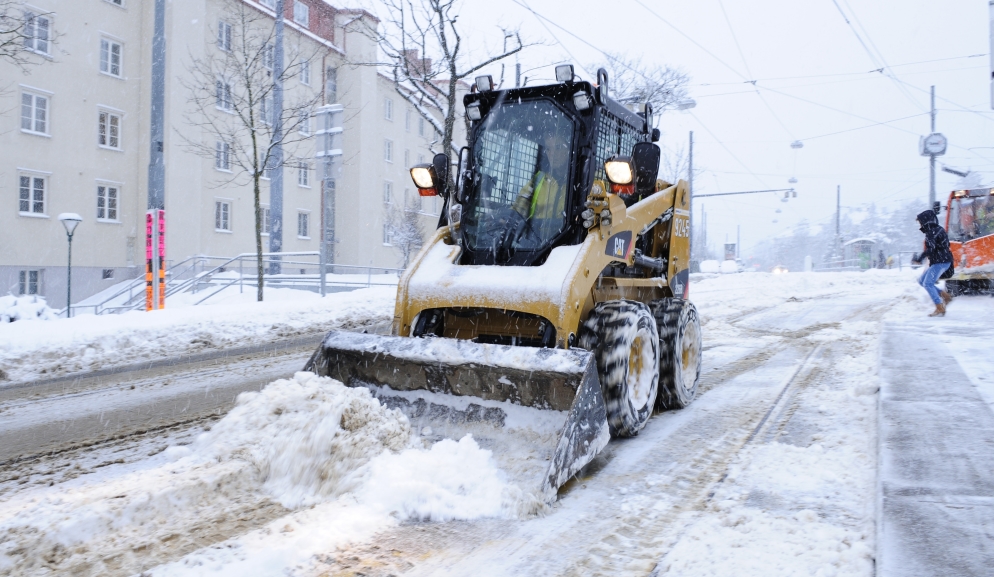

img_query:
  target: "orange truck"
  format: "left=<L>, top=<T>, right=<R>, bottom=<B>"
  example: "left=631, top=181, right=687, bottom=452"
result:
left=944, top=188, right=994, bottom=295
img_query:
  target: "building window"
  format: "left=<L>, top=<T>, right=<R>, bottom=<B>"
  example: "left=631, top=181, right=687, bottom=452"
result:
left=383, top=181, right=393, bottom=204
left=21, top=92, right=48, bottom=135
left=405, top=109, right=411, bottom=131
left=404, top=149, right=410, bottom=167
left=23, top=12, right=50, bottom=55
left=383, top=223, right=393, bottom=246
left=98, top=111, right=122, bottom=149
left=18, top=270, right=42, bottom=295
left=418, top=116, right=425, bottom=136
left=100, top=39, right=123, bottom=77
left=216, top=80, right=232, bottom=111
left=417, top=154, right=425, bottom=164
left=325, top=66, right=337, bottom=104
left=106, top=0, right=125, bottom=6
left=263, top=44, right=274, bottom=71
left=97, top=184, right=119, bottom=220
left=218, top=20, right=232, bottom=51
left=215, top=141, right=230, bottom=170
left=300, top=58, right=310, bottom=85
left=215, top=200, right=231, bottom=231
left=298, top=109, right=310, bottom=135
left=260, top=94, right=273, bottom=125
left=260, top=0, right=276, bottom=10
left=102, top=269, right=115, bottom=279
left=293, top=1, right=309, bottom=27
left=298, top=161, right=310, bottom=187
left=384, top=140, right=393, bottom=162
left=18, top=174, right=46, bottom=215
left=384, top=98, right=393, bottom=121
left=297, top=211, right=309, bottom=238
left=261, top=206, right=271, bottom=234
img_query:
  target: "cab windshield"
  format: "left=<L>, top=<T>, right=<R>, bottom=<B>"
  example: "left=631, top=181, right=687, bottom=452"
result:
left=462, top=99, right=575, bottom=258
left=949, top=194, right=994, bottom=241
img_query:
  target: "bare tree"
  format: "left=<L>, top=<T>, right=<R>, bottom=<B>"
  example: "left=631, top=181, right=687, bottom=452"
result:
left=180, top=0, right=323, bottom=301
left=659, top=143, right=703, bottom=186
left=592, top=53, right=690, bottom=118
left=364, top=0, right=526, bottom=165
left=0, top=1, right=56, bottom=71
left=386, top=196, right=426, bottom=268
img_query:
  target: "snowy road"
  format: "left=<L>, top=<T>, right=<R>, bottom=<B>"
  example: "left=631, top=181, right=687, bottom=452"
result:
left=3, top=271, right=987, bottom=577
left=0, top=336, right=322, bottom=465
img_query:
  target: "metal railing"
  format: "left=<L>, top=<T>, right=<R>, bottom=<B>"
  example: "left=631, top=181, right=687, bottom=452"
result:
left=62, top=252, right=402, bottom=316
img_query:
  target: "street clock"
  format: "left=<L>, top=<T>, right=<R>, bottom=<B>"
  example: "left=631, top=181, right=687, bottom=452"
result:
left=919, top=132, right=948, bottom=156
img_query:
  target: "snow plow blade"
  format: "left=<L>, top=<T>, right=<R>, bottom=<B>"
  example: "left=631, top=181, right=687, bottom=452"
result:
left=304, top=331, right=609, bottom=499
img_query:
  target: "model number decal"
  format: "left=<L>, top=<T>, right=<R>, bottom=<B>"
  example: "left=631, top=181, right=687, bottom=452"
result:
left=673, top=217, right=690, bottom=238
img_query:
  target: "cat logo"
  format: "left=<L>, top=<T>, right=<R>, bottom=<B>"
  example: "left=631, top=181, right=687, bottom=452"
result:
left=604, top=231, right=633, bottom=259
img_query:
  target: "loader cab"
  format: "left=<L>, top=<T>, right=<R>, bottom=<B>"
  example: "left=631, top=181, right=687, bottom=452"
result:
left=452, top=75, right=653, bottom=266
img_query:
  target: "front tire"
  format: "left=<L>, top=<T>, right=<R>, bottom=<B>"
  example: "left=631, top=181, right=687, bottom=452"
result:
left=578, top=300, right=660, bottom=438
left=651, top=298, right=702, bottom=410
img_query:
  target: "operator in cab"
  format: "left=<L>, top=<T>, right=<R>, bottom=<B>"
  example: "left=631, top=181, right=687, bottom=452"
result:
left=511, top=130, right=569, bottom=221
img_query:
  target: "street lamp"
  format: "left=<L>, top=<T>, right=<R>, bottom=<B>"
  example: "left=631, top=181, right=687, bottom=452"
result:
left=58, top=213, right=82, bottom=318
left=677, top=98, right=697, bottom=110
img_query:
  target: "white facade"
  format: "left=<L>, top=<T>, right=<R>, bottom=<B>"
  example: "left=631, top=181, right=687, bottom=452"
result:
left=0, top=0, right=457, bottom=306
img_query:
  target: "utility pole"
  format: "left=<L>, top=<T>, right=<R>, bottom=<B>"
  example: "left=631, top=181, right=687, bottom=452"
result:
left=919, top=85, right=946, bottom=207
left=929, top=86, right=936, bottom=206
left=146, top=0, right=166, bottom=310
left=269, top=0, right=285, bottom=274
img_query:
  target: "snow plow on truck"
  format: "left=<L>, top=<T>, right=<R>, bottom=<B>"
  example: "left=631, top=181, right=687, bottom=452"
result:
left=305, top=66, right=702, bottom=500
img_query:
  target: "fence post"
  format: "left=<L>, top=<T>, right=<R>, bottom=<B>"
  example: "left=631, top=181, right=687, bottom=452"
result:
left=367, top=266, right=371, bottom=288
left=239, top=256, right=243, bottom=293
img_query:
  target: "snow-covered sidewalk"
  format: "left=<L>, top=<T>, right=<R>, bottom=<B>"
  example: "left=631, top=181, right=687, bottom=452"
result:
left=0, top=286, right=395, bottom=385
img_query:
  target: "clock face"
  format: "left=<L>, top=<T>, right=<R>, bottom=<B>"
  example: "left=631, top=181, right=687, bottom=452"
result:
left=924, top=133, right=947, bottom=154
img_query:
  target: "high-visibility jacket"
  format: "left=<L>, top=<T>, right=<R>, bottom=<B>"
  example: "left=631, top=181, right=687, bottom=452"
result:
left=527, top=171, right=563, bottom=219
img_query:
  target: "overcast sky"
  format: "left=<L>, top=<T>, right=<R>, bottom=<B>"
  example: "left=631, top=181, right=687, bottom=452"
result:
left=355, top=0, right=993, bottom=256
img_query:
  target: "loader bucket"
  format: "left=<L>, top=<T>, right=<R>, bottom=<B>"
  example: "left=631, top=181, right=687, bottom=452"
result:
left=304, top=331, right=610, bottom=500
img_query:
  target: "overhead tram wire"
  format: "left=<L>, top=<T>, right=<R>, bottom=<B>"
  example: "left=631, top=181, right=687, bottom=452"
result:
left=693, top=54, right=988, bottom=86
left=798, top=112, right=929, bottom=142
left=688, top=111, right=768, bottom=187
left=716, top=0, right=796, bottom=140
left=517, top=0, right=593, bottom=80
left=829, top=0, right=924, bottom=112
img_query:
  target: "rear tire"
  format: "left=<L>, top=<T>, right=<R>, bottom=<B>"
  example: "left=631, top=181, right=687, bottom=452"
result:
left=578, top=300, right=660, bottom=438
left=945, top=279, right=964, bottom=297
left=651, top=298, right=702, bottom=410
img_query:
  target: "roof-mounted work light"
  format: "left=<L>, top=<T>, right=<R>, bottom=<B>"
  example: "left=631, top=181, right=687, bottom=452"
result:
left=475, top=75, right=493, bottom=92
left=466, top=101, right=482, bottom=121
left=555, top=64, right=574, bottom=82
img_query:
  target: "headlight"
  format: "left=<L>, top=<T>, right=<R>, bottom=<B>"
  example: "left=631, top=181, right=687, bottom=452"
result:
left=410, top=165, right=435, bottom=189
left=604, top=157, right=634, bottom=185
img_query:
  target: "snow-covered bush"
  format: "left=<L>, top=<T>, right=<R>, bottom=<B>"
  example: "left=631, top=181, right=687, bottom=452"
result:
left=0, top=295, right=57, bottom=322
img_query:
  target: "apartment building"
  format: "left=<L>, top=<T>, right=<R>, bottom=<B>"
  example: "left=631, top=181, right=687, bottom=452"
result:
left=0, top=0, right=457, bottom=307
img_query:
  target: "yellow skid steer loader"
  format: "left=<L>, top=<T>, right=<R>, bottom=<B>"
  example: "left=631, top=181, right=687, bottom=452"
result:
left=306, top=66, right=702, bottom=501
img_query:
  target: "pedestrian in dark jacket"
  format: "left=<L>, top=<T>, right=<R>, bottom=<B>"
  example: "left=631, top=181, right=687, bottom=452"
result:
left=913, top=209, right=955, bottom=316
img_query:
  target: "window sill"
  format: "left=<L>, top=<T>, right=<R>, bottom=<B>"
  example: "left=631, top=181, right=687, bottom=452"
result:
left=19, top=212, right=50, bottom=219
left=25, top=48, right=52, bottom=60
left=382, top=243, right=393, bottom=247
left=298, top=236, right=311, bottom=240
left=97, top=218, right=121, bottom=224
left=215, top=106, right=234, bottom=114
left=99, top=71, right=125, bottom=80
left=21, top=129, right=51, bottom=138
left=297, top=184, right=312, bottom=189
left=98, top=145, right=123, bottom=152
left=215, top=228, right=233, bottom=234
left=215, top=167, right=232, bottom=173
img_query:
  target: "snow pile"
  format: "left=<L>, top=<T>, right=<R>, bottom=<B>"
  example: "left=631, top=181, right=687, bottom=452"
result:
left=0, top=286, right=395, bottom=384
left=0, top=373, right=524, bottom=575
left=0, top=294, right=56, bottom=322
left=189, top=371, right=412, bottom=508
left=356, top=435, right=523, bottom=521
left=720, top=260, right=740, bottom=274
left=699, top=259, right=721, bottom=273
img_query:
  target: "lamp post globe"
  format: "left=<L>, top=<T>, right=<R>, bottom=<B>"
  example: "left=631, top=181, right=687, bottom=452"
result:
left=58, top=213, right=82, bottom=317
